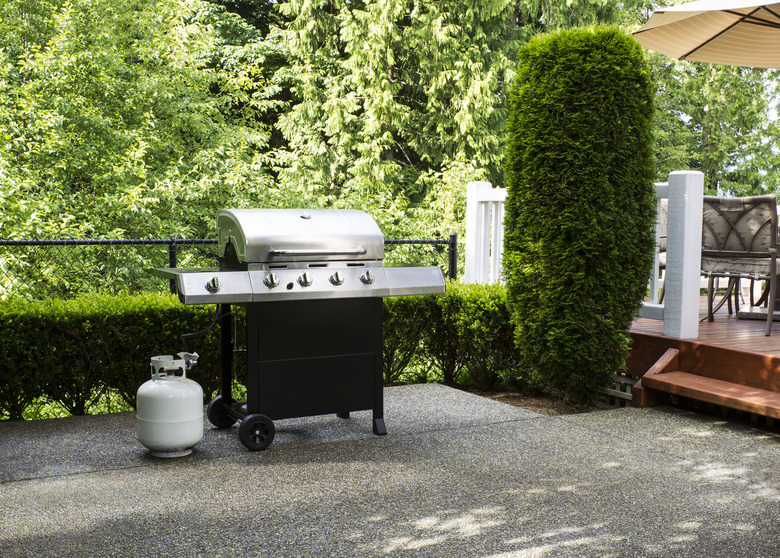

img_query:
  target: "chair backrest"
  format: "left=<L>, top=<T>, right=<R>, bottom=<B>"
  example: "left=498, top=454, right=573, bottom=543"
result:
left=701, top=194, right=778, bottom=274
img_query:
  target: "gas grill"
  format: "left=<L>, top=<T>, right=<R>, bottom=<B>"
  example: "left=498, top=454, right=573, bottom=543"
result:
left=153, top=209, right=446, bottom=450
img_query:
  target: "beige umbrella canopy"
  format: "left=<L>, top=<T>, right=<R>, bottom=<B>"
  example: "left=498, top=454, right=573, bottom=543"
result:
left=634, top=0, right=780, bottom=68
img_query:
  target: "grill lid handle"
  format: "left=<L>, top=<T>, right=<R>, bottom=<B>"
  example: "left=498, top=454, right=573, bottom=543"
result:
left=268, top=248, right=368, bottom=257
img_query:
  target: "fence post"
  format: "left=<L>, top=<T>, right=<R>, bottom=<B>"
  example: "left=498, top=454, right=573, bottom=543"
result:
left=490, top=197, right=506, bottom=283
left=663, top=171, right=704, bottom=338
left=464, top=181, right=492, bottom=283
left=168, top=239, right=178, bottom=294
left=448, top=232, right=458, bottom=281
left=639, top=183, right=668, bottom=321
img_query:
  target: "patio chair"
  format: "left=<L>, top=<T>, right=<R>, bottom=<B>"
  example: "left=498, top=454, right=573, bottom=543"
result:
left=701, top=194, right=778, bottom=336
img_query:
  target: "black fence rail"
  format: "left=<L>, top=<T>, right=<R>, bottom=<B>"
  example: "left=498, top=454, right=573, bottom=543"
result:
left=0, top=234, right=457, bottom=301
left=384, top=233, right=458, bottom=280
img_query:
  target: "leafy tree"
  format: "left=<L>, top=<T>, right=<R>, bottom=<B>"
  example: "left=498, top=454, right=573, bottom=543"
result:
left=650, top=59, right=780, bottom=195
left=272, top=0, right=521, bottom=229
left=0, top=0, right=281, bottom=240
left=0, top=0, right=645, bottom=243
left=206, top=0, right=293, bottom=154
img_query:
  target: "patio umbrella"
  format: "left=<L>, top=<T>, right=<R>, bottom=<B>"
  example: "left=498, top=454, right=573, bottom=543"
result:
left=633, top=0, right=780, bottom=68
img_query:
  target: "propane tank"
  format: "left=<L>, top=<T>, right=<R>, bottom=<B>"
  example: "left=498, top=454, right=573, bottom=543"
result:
left=137, top=352, right=203, bottom=457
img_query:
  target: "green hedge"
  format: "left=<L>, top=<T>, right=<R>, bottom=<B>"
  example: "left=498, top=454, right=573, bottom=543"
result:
left=503, top=27, right=656, bottom=402
left=385, top=281, right=523, bottom=391
left=1, top=283, right=522, bottom=420
left=0, top=293, right=223, bottom=419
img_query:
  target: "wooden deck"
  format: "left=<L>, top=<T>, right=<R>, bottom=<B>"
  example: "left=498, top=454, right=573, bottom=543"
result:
left=631, top=297, right=780, bottom=357
left=628, top=297, right=780, bottom=417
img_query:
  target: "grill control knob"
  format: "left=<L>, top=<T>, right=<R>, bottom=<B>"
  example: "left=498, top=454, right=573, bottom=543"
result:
left=297, top=271, right=314, bottom=287
left=205, top=276, right=221, bottom=293
left=329, top=271, right=345, bottom=286
left=359, top=270, right=375, bottom=285
left=263, top=273, right=280, bottom=289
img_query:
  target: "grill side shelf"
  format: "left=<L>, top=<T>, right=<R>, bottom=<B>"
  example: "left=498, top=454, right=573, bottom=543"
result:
left=384, top=266, right=446, bottom=297
left=152, top=269, right=254, bottom=304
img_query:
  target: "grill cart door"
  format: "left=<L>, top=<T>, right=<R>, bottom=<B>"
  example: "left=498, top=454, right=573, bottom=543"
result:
left=247, top=298, right=385, bottom=434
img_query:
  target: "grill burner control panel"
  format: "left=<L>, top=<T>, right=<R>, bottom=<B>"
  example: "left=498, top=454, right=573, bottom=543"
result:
left=250, top=267, right=388, bottom=300
left=163, top=265, right=444, bottom=304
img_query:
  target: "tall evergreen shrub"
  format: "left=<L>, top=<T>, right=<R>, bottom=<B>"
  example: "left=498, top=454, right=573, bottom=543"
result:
left=503, top=27, right=656, bottom=402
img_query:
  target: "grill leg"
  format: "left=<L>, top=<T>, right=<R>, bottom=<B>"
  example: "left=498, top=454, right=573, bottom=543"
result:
left=220, top=303, right=233, bottom=402
left=373, top=298, right=386, bottom=436
left=373, top=417, right=386, bottom=435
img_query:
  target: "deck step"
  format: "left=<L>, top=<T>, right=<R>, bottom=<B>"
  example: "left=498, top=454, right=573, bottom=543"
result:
left=642, top=371, right=780, bottom=420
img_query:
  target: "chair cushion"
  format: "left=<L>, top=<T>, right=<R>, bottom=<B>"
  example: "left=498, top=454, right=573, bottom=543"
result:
left=701, top=256, right=771, bottom=276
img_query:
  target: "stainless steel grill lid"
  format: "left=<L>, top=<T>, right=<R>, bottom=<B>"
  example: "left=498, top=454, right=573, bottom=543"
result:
left=217, top=209, right=384, bottom=264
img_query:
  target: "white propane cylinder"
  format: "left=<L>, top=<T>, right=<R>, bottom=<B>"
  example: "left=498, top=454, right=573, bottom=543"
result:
left=137, top=353, right=203, bottom=457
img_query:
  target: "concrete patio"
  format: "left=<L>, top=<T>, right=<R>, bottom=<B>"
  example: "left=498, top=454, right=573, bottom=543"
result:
left=1, top=383, right=779, bottom=557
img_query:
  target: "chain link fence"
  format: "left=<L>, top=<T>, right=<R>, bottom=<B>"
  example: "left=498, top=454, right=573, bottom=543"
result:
left=0, top=235, right=457, bottom=301
left=0, top=239, right=216, bottom=301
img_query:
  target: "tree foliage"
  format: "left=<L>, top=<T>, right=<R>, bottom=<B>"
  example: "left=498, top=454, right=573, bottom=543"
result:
left=0, top=0, right=282, bottom=239
left=0, top=0, right=651, bottom=243
left=650, top=57, right=780, bottom=195
left=270, top=0, right=521, bottom=236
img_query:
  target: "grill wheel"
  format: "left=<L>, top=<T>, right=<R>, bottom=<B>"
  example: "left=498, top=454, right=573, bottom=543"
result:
left=238, top=413, right=275, bottom=451
left=206, top=395, right=238, bottom=429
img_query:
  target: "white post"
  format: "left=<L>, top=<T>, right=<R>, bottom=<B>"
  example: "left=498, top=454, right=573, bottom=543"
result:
left=648, top=183, right=668, bottom=305
left=639, top=183, right=668, bottom=321
left=464, top=181, right=492, bottom=283
left=490, top=199, right=505, bottom=283
left=663, top=171, right=704, bottom=338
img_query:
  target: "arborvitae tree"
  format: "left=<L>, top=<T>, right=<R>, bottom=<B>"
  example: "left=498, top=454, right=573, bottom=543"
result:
left=503, top=27, right=656, bottom=402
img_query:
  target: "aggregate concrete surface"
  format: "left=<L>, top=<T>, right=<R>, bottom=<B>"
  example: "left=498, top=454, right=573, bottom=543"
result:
left=1, top=383, right=779, bottom=557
